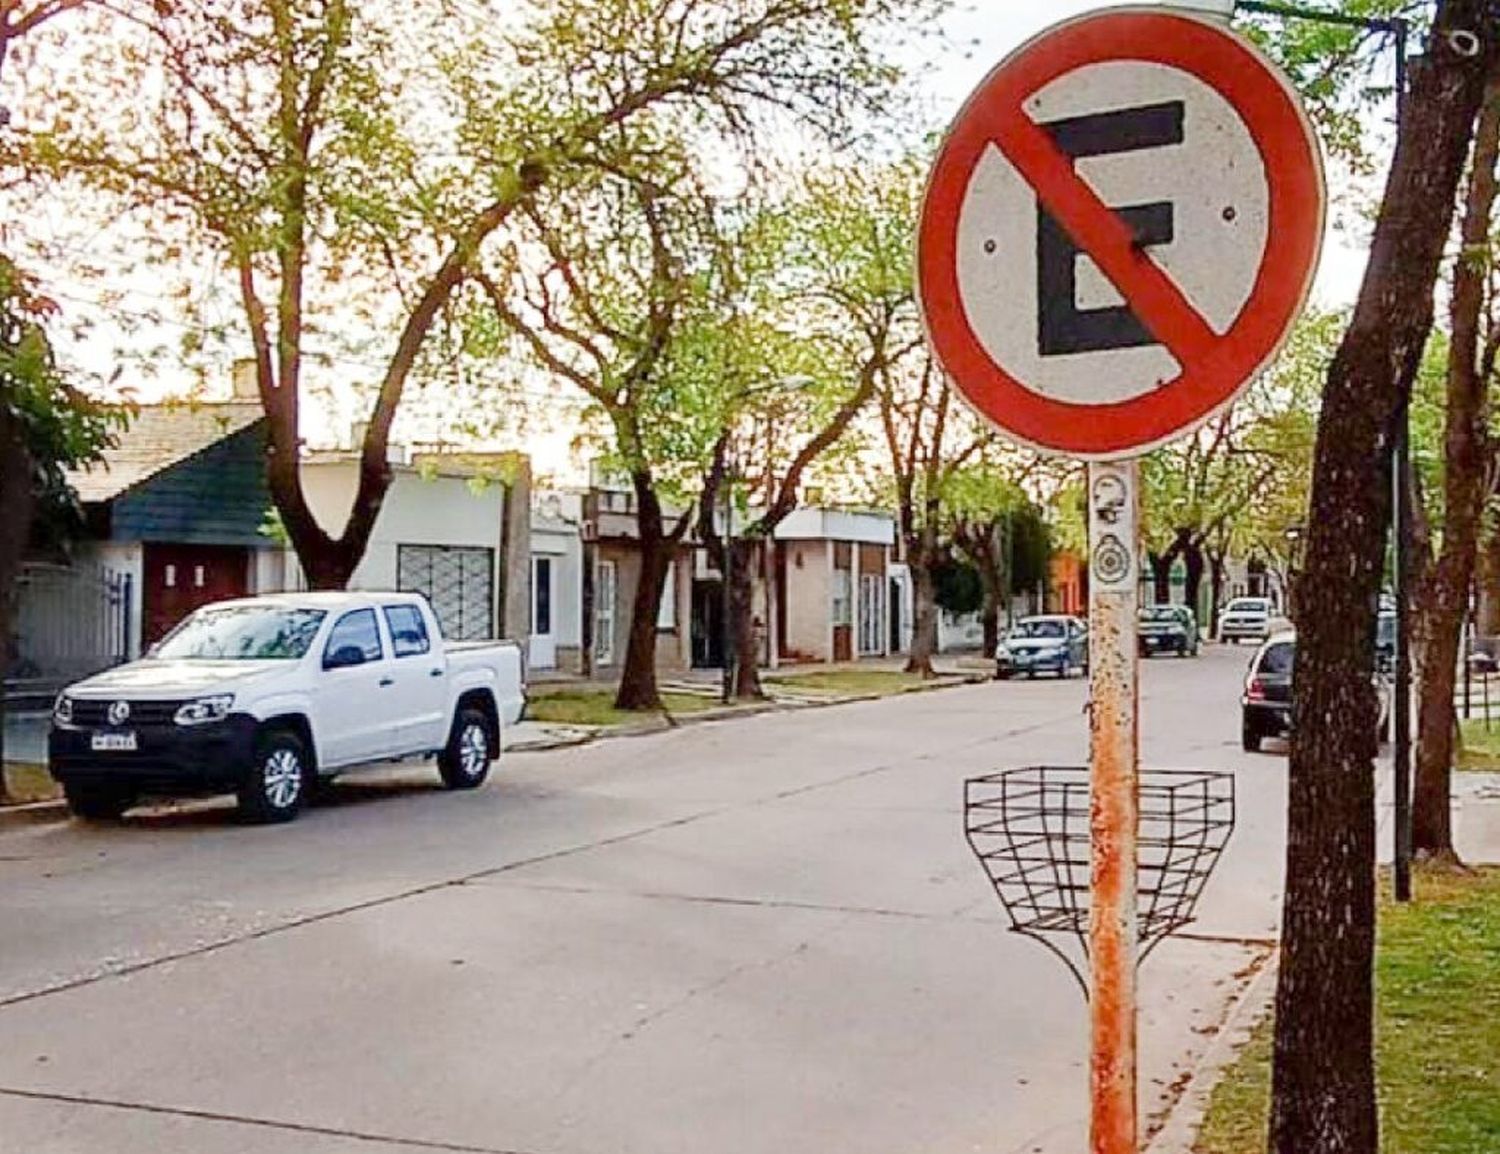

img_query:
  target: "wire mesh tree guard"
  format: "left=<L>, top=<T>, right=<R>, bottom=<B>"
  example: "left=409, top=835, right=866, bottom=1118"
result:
left=964, top=766, right=1235, bottom=996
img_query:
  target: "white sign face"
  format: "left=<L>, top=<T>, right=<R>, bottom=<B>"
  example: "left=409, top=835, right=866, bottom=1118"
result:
left=957, top=61, right=1270, bottom=406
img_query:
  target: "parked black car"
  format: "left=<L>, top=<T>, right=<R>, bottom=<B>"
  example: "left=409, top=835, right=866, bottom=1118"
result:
left=1138, top=605, right=1198, bottom=657
left=1241, top=630, right=1390, bottom=752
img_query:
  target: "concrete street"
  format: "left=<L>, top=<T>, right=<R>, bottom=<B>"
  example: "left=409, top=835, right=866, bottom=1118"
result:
left=0, top=646, right=1284, bottom=1154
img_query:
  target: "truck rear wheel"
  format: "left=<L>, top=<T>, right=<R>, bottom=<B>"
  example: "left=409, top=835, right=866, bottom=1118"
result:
left=238, top=729, right=310, bottom=824
left=439, top=707, right=492, bottom=790
left=64, top=782, right=137, bottom=821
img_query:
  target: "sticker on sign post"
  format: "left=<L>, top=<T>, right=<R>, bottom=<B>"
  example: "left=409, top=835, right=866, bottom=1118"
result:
left=917, top=7, right=1325, bottom=459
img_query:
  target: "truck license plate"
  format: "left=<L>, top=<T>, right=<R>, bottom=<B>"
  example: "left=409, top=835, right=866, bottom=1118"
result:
left=91, top=732, right=138, bottom=752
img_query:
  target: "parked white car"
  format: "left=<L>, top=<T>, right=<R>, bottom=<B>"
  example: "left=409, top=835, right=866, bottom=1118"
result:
left=49, top=592, right=526, bottom=823
left=1218, top=597, right=1273, bottom=644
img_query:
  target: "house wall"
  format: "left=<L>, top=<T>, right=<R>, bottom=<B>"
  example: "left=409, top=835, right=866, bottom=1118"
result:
left=85, top=541, right=145, bottom=659
left=781, top=540, right=832, bottom=662
left=1049, top=552, right=1086, bottom=616
left=530, top=497, right=584, bottom=672
left=299, top=461, right=519, bottom=639
left=940, top=610, right=985, bottom=652
left=857, top=543, right=888, bottom=657
left=10, top=547, right=140, bottom=679
left=590, top=541, right=692, bottom=674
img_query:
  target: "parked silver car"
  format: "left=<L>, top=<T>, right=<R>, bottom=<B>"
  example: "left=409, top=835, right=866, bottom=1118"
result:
left=995, top=616, right=1089, bottom=679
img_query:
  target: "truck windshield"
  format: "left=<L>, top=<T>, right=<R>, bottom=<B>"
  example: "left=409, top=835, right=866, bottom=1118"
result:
left=153, top=606, right=328, bottom=661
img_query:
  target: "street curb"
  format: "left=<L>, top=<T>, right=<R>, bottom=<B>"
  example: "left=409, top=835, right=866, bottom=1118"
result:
left=1144, top=947, right=1280, bottom=1154
left=0, top=797, right=68, bottom=826
left=507, top=673, right=988, bottom=755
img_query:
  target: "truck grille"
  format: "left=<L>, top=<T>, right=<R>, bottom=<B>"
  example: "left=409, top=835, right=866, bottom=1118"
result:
left=71, top=699, right=184, bottom=728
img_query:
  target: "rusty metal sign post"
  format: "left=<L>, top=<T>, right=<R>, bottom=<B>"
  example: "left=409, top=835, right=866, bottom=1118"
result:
left=1086, top=461, right=1141, bottom=1152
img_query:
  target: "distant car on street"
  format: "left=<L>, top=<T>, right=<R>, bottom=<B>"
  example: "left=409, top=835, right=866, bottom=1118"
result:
left=1376, top=609, right=1396, bottom=675
left=1241, top=629, right=1390, bottom=752
left=1138, top=604, right=1198, bottom=657
left=1218, top=597, right=1273, bottom=644
left=49, top=592, right=526, bottom=823
left=995, top=615, right=1089, bottom=680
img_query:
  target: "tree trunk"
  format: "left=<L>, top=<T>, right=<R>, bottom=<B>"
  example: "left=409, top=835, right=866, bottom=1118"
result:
left=614, top=474, right=674, bottom=712
left=1148, top=550, right=1173, bottom=604
left=955, top=518, right=1005, bottom=659
left=0, top=402, right=35, bottom=798
left=1182, top=537, right=1205, bottom=619
left=1271, top=16, right=1493, bottom=1154
left=980, top=581, right=1001, bottom=660
left=728, top=537, right=762, bottom=701
left=1414, top=77, right=1500, bottom=864
left=906, top=537, right=939, bottom=677
left=1208, top=551, right=1227, bottom=637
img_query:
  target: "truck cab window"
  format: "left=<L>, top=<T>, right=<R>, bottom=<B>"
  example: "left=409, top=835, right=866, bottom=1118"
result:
left=383, top=604, right=431, bottom=658
left=324, top=609, right=384, bottom=665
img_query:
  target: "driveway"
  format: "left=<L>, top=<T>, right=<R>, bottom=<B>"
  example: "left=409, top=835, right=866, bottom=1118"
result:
left=0, top=646, right=1282, bottom=1154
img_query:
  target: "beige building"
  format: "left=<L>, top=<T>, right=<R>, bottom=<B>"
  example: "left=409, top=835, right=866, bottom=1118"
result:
left=773, top=509, right=896, bottom=664
left=580, top=482, right=695, bottom=677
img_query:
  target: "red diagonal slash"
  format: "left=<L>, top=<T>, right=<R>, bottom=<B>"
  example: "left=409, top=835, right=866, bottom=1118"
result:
left=993, top=109, right=1220, bottom=371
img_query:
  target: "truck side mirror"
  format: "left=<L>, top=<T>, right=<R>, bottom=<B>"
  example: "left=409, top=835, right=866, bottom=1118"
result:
left=324, top=645, right=367, bottom=670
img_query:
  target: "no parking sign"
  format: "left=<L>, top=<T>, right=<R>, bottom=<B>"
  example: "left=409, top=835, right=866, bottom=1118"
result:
left=918, top=7, right=1325, bottom=458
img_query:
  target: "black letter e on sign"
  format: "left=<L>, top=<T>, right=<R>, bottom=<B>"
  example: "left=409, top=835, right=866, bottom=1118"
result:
left=1036, top=101, right=1184, bottom=357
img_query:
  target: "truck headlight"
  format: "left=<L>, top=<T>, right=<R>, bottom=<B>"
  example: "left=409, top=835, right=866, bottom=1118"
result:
left=174, top=695, right=235, bottom=726
left=53, top=695, right=74, bottom=725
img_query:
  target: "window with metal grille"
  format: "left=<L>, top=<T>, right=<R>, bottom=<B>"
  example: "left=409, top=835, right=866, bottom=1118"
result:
left=396, top=545, right=495, bottom=641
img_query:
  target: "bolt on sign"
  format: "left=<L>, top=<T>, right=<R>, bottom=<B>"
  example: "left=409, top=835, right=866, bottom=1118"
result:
left=924, top=9, right=1324, bottom=1154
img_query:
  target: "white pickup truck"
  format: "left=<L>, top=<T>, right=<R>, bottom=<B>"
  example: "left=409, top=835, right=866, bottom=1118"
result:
left=48, top=591, right=526, bottom=823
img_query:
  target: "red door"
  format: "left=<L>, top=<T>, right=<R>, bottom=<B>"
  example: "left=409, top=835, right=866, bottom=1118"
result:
left=143, top=544, right=250, bottom=644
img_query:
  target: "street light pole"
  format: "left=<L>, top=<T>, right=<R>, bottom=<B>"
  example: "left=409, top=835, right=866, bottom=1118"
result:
left=721, top=458, right=735, bottom=706
left=1235, top=0, right=1412, bottom=903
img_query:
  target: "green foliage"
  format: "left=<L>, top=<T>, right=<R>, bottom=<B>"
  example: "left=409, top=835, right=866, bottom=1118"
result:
left=934, top=559, right=982, bottom=615
left=1140, top=309, right=1341, bottom=570
left=1009, top=503, right=1053, bottom=591
left=14, top=0, right=946, bottom=574
left=1195, top=868, right=1500, bottom=1154
left=1238, top=1, right=1416, bottom=174
left=0, top=256, right=125, bottom=537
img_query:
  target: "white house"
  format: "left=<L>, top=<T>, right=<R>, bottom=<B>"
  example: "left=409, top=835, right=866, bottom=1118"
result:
left=529, top=490, right=585, bottom=672
left=290, top=451, right=531, bottom=645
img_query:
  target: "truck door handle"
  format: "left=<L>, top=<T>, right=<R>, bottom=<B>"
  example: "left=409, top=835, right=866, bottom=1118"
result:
left=379, top=677, right=394, bottom=688
left=429, top=669, right=442, bottom=678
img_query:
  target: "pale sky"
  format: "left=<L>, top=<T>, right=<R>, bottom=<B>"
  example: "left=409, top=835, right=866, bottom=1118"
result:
left=28, top=0, right=1376, bottom=483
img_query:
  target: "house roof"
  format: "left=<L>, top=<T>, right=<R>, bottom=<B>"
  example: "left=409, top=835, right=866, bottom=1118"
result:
left=68, top=402, right=265, bottom=503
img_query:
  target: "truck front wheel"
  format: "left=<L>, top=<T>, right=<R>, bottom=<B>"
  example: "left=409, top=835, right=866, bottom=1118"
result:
left=238, top=729, right=310, bottom=824
left=439, top=707, right=492, bottom=790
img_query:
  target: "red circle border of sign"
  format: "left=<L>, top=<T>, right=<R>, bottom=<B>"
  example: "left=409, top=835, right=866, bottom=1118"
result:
left=917, top=8, right=1325, bottom=459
